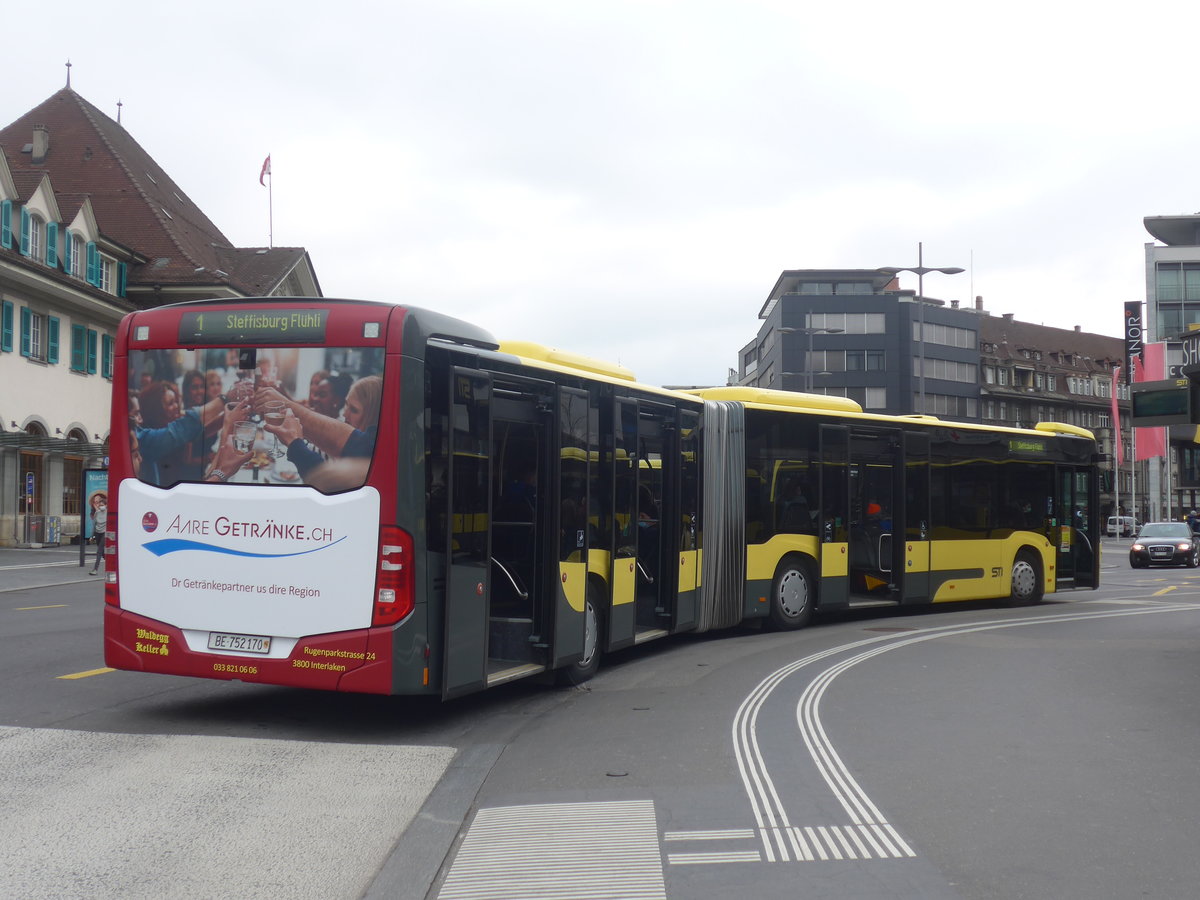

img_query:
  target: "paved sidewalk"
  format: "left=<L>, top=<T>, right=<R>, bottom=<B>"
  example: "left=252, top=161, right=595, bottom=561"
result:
left=0, top=545, right=99, bottom=592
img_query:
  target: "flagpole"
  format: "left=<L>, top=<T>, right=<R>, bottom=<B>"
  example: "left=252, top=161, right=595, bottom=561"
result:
left=259, top=153, right=273, bottom=249
left=1132, top=430, right=1137, bottom=525
left=1115, top=425, right=1122, bottom=522
left=1165, top=436, right=1172, bottom=521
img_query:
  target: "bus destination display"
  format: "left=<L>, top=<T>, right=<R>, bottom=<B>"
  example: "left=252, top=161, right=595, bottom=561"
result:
left=178, top=309, right=329, bottom=344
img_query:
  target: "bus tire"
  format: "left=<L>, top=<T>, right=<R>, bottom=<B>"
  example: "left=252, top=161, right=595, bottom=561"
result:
left=1008, top=549, right=1043, bottom=606
left=768, top=555, right=815, bottom=630
left=558, top=583, right=603, bottom=685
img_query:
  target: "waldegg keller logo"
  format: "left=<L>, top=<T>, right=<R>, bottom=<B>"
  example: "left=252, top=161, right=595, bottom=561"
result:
left=139, top=511, right=344, bottom=559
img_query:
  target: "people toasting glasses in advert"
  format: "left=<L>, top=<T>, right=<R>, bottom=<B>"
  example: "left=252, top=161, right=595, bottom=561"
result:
left=136, top=381, right=229, bottom=485
left=202, top=396, right=256, bottom=483
left=254, top=375, right=382, bottom=482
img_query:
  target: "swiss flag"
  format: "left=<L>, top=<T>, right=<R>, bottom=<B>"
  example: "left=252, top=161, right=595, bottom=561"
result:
left=259, top=155, right=271, bottom=186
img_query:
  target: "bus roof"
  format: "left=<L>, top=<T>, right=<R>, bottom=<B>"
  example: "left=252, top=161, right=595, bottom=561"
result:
left=685, top=386, right=863, bottom=413
left=694, top=387, right=1096, bottom=444
left=498, top=341, right=637, bottom=382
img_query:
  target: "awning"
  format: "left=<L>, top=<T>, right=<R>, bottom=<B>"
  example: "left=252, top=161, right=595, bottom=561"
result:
left=0, top=434, right=109, bottom=455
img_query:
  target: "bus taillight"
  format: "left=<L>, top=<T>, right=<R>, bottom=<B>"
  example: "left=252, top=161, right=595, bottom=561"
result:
left=374, top=526, right=414, bottom=626
left=103, top=525, right=119, bottom=606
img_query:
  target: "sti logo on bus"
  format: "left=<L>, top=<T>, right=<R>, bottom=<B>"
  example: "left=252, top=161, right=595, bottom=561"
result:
left=142, top=512, right=159, bottom=532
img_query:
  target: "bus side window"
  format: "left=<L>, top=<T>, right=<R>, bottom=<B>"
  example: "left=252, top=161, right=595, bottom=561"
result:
left=780, top=480, right=813, bottom=534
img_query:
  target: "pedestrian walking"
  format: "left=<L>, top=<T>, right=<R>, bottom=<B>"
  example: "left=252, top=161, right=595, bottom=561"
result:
left=89, top=493, right=108, bottom=575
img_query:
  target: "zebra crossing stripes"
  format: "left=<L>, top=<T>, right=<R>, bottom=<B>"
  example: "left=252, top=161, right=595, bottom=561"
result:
left=665, top=824, right=914, bottom=865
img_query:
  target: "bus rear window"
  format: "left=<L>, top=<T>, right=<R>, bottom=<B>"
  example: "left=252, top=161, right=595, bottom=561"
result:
left=127, top=346, right=385, bottom=493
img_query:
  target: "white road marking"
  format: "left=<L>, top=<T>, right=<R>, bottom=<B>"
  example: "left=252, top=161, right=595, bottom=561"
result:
left=667, top=851, right=761, bottom=865
left=731, top=602, right=1200, bottom=865
left=437, top=800, right=665, bottom=900
left=441, top=602, right=1200, bottom=888
left=663, top=829, right=755, bottom=841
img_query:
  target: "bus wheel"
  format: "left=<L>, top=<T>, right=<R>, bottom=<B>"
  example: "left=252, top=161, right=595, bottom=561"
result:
left=768, top=556, right=815, bottom=630
left=1009, top=550, right=1043, bottom=606
left=558, top=584, right=603, bottom=685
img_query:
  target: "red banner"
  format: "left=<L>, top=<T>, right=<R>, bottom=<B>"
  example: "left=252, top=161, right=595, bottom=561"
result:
left=1135, top=342, right=1166, bottom=460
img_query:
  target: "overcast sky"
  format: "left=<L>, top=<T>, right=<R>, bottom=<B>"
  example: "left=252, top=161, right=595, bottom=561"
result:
left=9, top=1, right=1199, bottom=385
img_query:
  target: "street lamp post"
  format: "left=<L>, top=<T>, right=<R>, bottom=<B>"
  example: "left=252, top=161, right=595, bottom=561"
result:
left=778, top=325, right=844, bottom=391
left=878, top=243, right=964, bottom=413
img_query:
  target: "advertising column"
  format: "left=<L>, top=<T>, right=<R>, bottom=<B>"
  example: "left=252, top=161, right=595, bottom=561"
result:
left=80, top=468, right=108, bottom=566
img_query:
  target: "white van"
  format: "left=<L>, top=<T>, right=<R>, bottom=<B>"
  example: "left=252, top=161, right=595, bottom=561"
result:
left=1107, top=516, right=1137, bottom=537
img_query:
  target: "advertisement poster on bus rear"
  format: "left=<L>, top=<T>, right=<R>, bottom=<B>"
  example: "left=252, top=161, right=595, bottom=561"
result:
left=117, top=481, right=381, bottom=644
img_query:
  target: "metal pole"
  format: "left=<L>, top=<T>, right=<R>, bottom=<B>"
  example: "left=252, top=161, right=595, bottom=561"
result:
left=1132, top=430, right=1137, bottom=525
left=917, top=242, right=925, bottom=413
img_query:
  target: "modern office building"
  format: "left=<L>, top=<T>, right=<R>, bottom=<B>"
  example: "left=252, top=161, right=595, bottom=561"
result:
left=0, top=84, right=320, bottom=546
left=1142, top=214, right=1200, bottom=519
left=734, top=268, right=1136, bottom=520
left=736, top=268, right=979, bottom=419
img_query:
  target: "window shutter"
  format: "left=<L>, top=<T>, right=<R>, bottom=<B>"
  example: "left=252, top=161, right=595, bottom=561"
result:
left=20, top=306, right=32, bottom=357
left=117, top=261, right=128, bottom=297
left=19, top=207, right=31, bottom=257
left=86, top=242, right=98, bottom=285
left=62, top=228, right=72, bottom=273
left=1, top=300, right=12, bottom=352
left=48, top=316, right=60, bottom=364
left=71, top=323, right=86, bottom=371
left=0, top=200, right=11, bottom=248
left=46, top=222, right=58, bottom=267
left=102, top=334, right=114, bottom=378
left=86, top=328, right=98, bottom=374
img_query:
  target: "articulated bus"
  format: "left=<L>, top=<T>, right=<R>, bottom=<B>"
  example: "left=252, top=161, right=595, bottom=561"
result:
left=102, top=298, right=1100, bottom=699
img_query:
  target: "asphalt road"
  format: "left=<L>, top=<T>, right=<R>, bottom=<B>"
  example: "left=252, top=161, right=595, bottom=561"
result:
left=5, top=539, right=1200, bottom=899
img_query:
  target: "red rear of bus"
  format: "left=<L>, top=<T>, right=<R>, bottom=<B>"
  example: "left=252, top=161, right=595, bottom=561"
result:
left=103, top=299, right=421, bottom=694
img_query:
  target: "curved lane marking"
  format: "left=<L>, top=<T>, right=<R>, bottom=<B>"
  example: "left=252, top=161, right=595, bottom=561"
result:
left=733, top=602, right=1200, bottom=862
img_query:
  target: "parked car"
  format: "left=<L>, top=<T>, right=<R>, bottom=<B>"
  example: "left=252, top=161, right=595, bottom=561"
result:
left=1129, top=522, right=1200, bottom=568
left=1107, top=516, right=1138, bottom=537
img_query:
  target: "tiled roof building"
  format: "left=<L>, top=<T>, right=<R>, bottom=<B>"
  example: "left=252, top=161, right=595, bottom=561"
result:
left=0, top=85, right=321, bottom=546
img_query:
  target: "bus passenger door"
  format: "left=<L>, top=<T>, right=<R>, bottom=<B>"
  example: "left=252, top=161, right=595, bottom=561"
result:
left=635, top=402, right=676, bottom=638
left=1056, top=465, right=1097, bottom=588
left=901, top=430, right=931, bottom=603
left=443, top=368, right=491, bottom=699
left=553, top=387, right=592, bottom=668
left=819, top=424, right=850, bottom=608
left=847, top=427, right=901, bottom=602
left=673, top=408, right=701, bottom=632
left=608, top=400, right=639, bottom=651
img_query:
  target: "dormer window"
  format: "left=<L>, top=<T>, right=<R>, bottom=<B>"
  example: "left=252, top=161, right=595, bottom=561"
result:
left=28, top=214, right=43, bottom=262
left=66, top=233, right=83, bottom=277
left=99, top=256, right=115, bottom=293
left=18, top=209, right=58, bottom=267
left=84, top=241, right=127, bottom=297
